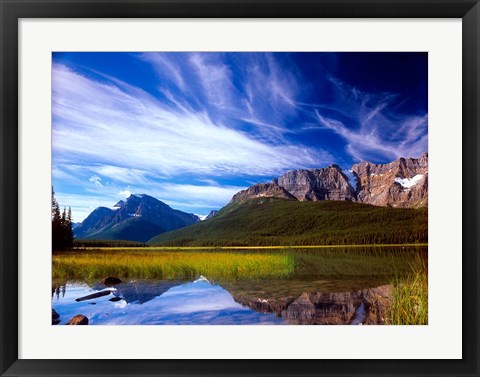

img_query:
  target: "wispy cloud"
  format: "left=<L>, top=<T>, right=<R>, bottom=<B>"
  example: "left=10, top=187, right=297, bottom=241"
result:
left=189, top=53, right=235, bottom=111
left=314, top=78, right=428, bottom=162
left=139, top=52, right=186, bottom=91
left=52, top=63, right=327, bottom=179
left=88, top=175, right=103, bottom=187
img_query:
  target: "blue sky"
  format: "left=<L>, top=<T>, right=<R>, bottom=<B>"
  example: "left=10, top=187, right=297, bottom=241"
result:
left=52, top=52, right=428, bottom=222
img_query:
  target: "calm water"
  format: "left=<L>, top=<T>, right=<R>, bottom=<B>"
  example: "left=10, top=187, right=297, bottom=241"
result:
left=52, top=246, right=427, bottom=325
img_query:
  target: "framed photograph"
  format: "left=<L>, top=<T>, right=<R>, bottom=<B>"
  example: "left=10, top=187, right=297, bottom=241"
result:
left=1, top=1, right=479, bottom=377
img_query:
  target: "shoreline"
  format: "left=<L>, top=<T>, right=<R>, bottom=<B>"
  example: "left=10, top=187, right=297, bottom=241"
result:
left=65, top=243, right=428, bottom=252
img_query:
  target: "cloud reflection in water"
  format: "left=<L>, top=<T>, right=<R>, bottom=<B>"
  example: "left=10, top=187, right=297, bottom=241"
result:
left=52, top=277, right=285, bottom=325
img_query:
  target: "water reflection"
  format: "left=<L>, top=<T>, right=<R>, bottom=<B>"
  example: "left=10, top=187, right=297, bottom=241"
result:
left=52, top=277, right=285, bottom=325
left=52, top=276, right=391, bottom=325
left=52, top=246, right=426, bottom=325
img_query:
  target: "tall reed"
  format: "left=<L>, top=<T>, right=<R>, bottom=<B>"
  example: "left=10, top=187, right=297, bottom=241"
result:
left=52, top=251, right=295, bottom=281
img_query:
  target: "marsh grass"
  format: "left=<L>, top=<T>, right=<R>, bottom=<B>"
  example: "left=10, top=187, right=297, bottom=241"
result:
left=52, top=251, right=295, bottom=281
left=386, top=257, right=428, bottom=325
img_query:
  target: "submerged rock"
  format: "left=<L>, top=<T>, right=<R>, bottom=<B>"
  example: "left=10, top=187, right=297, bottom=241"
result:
left=102, top=277, right=122, bottom=287
left=66, top=315, right=89, bottom=325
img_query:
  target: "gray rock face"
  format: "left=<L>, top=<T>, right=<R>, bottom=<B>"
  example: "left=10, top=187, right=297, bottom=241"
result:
left=230, top=153, right=428, bottom=208
left=352, top=153, right=428, bottom=208
left=278, top=165, right=356, bottom=201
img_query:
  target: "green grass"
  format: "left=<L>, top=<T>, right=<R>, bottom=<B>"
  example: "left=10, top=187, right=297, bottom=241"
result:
left=53, top=246, right=426, bottom=282
left=149, top=198, right=428, bottom=246
left=52, top=251, right=295, bottom=281
left=386, top=267, right=428, bottom=325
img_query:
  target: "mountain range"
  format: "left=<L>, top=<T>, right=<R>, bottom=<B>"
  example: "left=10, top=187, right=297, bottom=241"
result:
left=75, top=154, right=428, bottom=244
left=232, top=153, right=428, bottom=208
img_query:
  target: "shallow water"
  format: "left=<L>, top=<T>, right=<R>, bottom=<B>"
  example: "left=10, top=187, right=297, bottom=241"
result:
left=52, top=246, right=427, bottom=325
left=52, top=277, right=285, bottom=325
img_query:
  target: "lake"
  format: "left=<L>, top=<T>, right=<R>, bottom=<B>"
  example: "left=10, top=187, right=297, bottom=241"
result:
left=52, top=246, right=427, bottom=325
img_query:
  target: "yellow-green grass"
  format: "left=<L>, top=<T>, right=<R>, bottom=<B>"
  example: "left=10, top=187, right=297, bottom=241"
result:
left=52, top=251, right=295, bottom=281
left=386, top=269, right=428, bottom=325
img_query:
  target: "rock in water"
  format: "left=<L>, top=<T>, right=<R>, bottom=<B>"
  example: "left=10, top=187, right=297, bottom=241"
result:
left=52, top=308, right=60, bottom=325
left=75, top=290, right=111, bottom=302
left=66, top=315, right=89, bottom=325
left=102, top=277, right=122, bottom=287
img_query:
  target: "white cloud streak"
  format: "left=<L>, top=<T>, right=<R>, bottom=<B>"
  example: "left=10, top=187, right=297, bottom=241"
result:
left=314, top=78, right=427, bottom=162
left=139, top=52, right=186, bottom=91
left=52, top=64, right=326, bottom=180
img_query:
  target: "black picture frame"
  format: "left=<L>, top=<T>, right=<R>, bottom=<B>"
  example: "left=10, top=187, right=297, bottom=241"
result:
left=1, top=1, right=479, bottom=376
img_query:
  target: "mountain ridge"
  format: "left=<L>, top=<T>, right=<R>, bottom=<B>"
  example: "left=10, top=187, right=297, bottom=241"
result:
left=149, top=198, right=428, bottom=246
left=231, top=153, right=428, bottom=208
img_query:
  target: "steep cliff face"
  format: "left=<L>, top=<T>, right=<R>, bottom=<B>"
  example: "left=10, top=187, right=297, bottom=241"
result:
left=352, top=153, right=428, bottom=208
left=277, top=165, right=356, bottom=201
left=230, top=153, right=428, bottom=208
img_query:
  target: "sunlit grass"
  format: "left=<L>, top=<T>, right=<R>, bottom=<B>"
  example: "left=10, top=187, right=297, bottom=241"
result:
left=386, top=264, right=428, bottom=325
left=52, top=251, right=295, bottom=281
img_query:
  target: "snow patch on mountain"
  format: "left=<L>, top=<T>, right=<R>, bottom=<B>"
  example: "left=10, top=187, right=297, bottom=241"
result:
left=394, top=174, right=424, bottom=189
left=343, top=169, right=359, bottom=191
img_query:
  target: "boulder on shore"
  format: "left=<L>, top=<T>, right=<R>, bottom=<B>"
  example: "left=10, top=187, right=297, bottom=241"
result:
left=66, top=315, right=89, bottom=325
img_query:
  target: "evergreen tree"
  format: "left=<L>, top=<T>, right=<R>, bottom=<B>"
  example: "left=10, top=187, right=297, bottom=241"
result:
left=66, top=207, right=74, bottom=247
left=52, top=187, right=74, bottom=250
left=52, top=187, right=63, bottom=250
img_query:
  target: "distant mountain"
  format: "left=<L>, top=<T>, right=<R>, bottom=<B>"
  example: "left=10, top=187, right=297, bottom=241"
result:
left=74, top=207, right=115, bottom=238
left=74, top=194, right=199, bottom=242
left=149, top=198, right=428, bottom=246
left=195, top=210, right=219, bottom=221
left=72, top=222, right=82, bottom=230
left=231, top=153, right=428, bottom=208
left=205, top=210, right=219, bottom=219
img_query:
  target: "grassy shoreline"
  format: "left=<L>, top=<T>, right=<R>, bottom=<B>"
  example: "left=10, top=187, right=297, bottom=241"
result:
left=65, top=243, right=428, bottom=252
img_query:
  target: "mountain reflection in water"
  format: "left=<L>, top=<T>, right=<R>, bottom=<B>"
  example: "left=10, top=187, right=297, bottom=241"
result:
left=52, top=277, right=285, bottom=325
left=52, top=246, right=426, bottom=325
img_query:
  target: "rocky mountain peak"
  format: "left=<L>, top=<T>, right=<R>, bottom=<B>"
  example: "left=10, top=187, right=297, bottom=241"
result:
left=74, top=193, right=200, bottom=241
left=230, top=153, right=428, bottom=208
left=231, top=180, right=296, bottom=203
